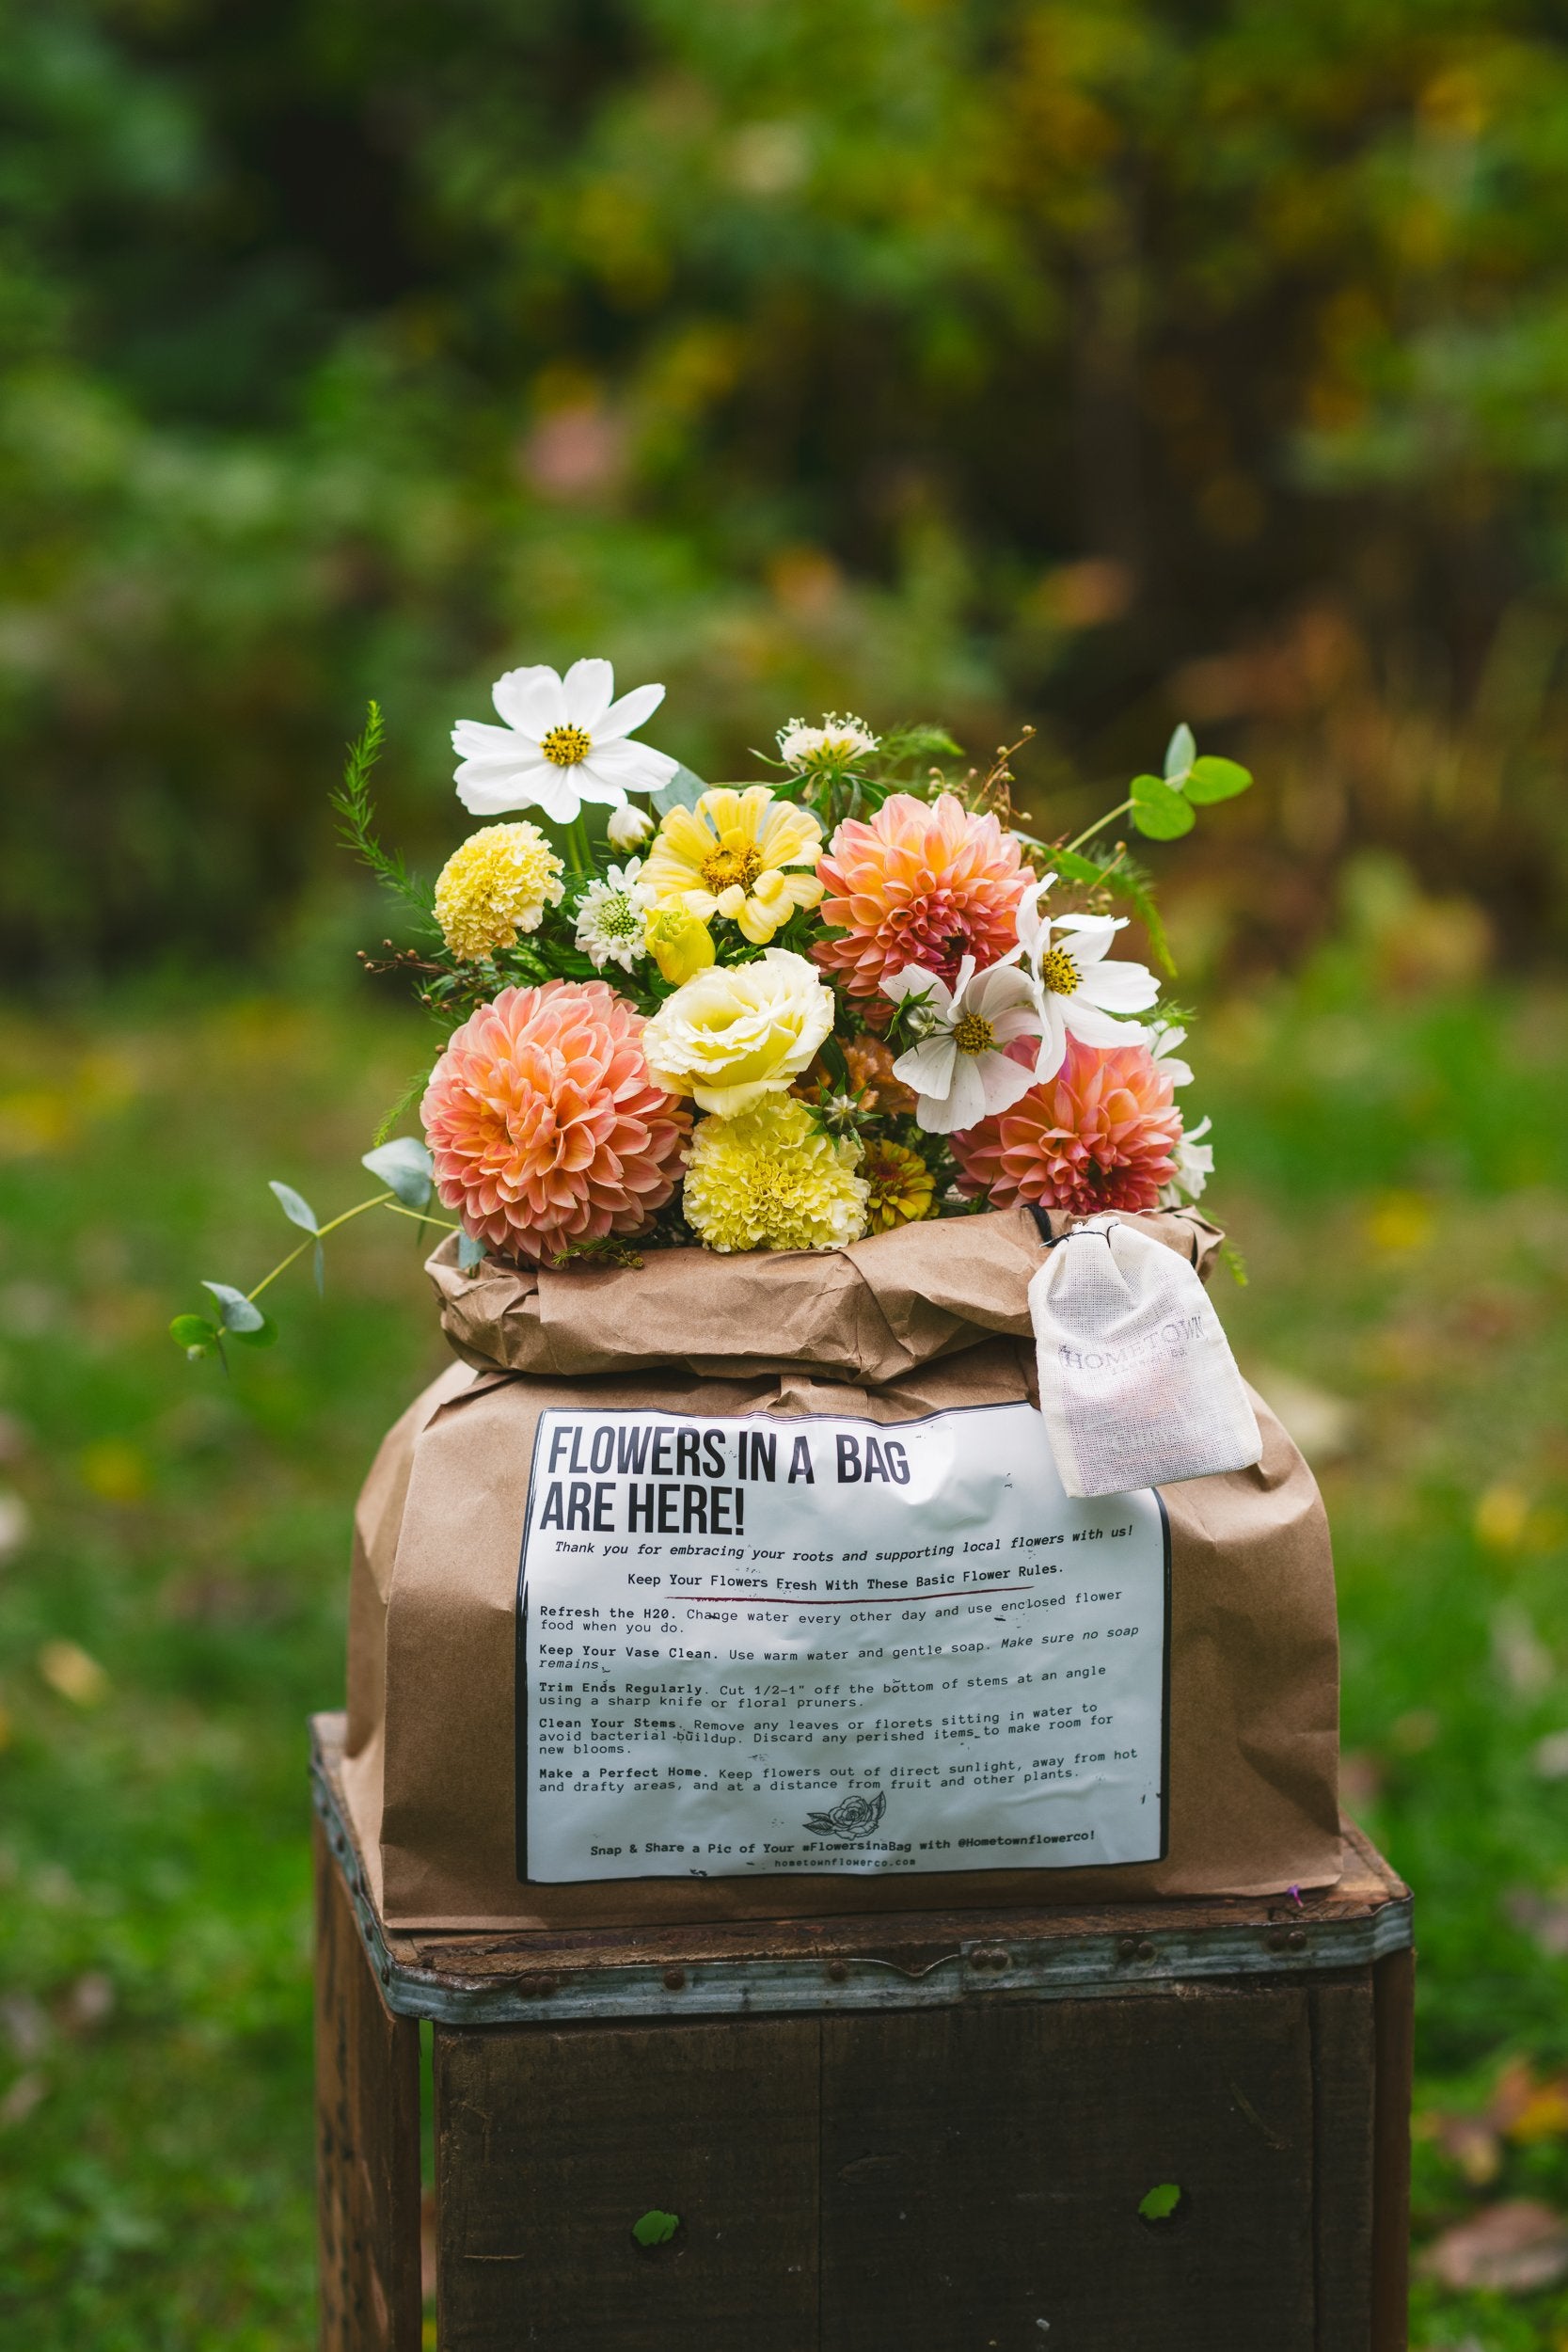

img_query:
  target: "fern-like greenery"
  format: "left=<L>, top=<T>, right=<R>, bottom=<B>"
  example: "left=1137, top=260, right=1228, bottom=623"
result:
left=329, top=702, right=437, bottom=930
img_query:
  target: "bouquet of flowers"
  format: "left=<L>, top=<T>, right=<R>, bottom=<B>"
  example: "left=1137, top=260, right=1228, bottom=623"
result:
left=170, top=658, right=1251, bottom=1360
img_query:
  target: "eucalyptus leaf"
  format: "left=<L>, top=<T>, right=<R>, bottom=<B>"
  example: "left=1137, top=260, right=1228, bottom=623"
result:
left=1130, top=774, right=1196, bottom=840
left=652, top=765, right=707, bottom=815
left=201, top=1280, right=265, bottom=1333
left=457, top=1232, right=487, bottom=1271
left=1164, top=723, right=1196, bottom=782
left=268, top=1178, right=320, bottom=1234
left=362, top=1136, right=434, bottom=1207
left=229, top=1312, right=279, bottom=1349
left=169, top=1313, right=218, bottom=1356
left=1183, top=754, right=1252, bottom=803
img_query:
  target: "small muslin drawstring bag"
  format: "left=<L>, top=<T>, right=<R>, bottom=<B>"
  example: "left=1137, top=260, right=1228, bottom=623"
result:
left=1027, top=1213, right=1262, bottom=1499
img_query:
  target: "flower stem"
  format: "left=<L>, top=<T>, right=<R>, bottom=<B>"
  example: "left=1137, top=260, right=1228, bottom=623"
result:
left=1062, top=798, right=1133, bottom=858
left=565, top=815, right=594, bottom=874
left=246, top=1190, right=395, bottom=1304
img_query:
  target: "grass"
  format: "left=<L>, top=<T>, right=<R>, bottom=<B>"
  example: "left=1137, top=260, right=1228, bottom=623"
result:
left=2, top=921, right=1568, bottom=2346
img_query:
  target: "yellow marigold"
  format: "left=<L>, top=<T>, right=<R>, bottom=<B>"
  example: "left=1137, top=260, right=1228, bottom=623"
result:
left=861, top=1138, right=937, bottom=1232
left=435, top=823, right=564, bottom=960
left=683, top=1096, right=868, bottom=1254
left=644, top=786, right=825, bottom=945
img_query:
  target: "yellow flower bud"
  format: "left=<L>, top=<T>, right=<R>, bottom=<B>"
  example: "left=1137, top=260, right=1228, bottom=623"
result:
left=645, top=907, right=716, bottom=984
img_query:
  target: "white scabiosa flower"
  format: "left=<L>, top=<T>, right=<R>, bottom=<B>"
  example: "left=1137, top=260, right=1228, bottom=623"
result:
left=606, top=802, right=656, bottom=852
left=880, top=955, right=1044, bottom=1135
left=451, top=658, right=679, bottom=825
left=776, top=712, right=879, bottom=771
left=574, top=859, right=655, bottom=973
left=1013, top=873, right=1159, bottom=1082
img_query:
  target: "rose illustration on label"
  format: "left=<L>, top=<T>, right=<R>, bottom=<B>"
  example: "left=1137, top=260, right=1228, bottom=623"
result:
left=803, top=1788, right=887, bottom=1838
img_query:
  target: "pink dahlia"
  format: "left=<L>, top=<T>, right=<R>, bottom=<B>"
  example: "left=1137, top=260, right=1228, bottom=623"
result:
left=421, top=981, right=689, bottom=1263
left=950, top=1034, right=1182, bottom=1216
left=813, top=793, right=1029, bottom=1003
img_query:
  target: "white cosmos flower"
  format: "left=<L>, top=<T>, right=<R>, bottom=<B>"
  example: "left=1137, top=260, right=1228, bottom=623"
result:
left=1162, top=1114, right=1214, bottom=1205
left=1012, top=872, right=1159, bottom=1082
left=574, top=859, right=654, bottom=973
left=451, top=658, right=679, bottom=826
left=776, top=712, right=879, bottom=771
left=1146, top=1019, right=1195, bottom=1089
left=606, top=802, right=656, bottom=852
left=881, top=955, right=1045, bottom=1136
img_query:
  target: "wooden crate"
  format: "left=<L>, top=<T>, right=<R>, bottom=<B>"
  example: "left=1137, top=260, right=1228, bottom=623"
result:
left=311, top=1713, right=1413, bottom=2352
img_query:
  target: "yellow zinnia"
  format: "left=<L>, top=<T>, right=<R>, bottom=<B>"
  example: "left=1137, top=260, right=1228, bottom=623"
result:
left=861, top=1139, right=937, bottom=1232
left=643, top=786, right=826, bottom=946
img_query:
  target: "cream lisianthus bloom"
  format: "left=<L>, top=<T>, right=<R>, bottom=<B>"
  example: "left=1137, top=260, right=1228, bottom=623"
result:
left=1011, top=873, right=1159, bottom=1082
left=643, top=786, right=825, bottom=946
left=641, top=947, right=834, bottom=1115
left=881, top=955, right=1045, bottom=1135
left=451, top=658, right=678, bottom=826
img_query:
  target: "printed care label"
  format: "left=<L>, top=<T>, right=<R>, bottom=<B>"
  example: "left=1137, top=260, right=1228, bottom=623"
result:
left=516, top=1402, right=1167, bottom=1883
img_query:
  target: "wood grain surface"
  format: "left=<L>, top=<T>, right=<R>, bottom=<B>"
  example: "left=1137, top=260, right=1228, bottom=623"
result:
left=314, top=1820, right=422, bottom=2352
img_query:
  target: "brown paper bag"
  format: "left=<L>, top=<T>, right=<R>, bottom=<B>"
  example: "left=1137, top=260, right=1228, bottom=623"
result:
left=341, top=1205, right=1340, bottom=1930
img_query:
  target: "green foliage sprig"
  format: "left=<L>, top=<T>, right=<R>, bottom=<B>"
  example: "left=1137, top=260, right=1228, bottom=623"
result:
left=168, top=1138, right=463, bottom=1364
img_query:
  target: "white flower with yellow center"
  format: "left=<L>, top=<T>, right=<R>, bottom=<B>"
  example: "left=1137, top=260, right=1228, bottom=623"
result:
left=1162, top=1115, right=1215, bottom=1205
left=451, top=658, right=678, bottom=826
left=643, top=785, right=825, bottom=946
left=1142, top=1024, right=1214, bottom=1202
left=880, top=955, right=1045, bottom=1135
left=1146, top=1019, right=1195, bottom=1089
left=641, top=947, right=834, bottom=1116
left=574, top=859, right=654, bottom=973
left=776, top=713, right=879, bottom=771
left=1011, top=873, right=1159, bottom=1082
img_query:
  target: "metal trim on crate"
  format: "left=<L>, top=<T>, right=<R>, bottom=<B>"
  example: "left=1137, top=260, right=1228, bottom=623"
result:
left=309, top=1748, right=1414, bottom=2028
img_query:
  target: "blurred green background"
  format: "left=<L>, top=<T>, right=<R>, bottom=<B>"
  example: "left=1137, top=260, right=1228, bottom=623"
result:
left=4, top=2, right=1568, bottom=2345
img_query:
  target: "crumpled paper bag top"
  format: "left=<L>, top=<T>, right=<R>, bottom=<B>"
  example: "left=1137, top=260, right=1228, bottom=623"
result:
left=428, top=1203, right=1224, bottom=1384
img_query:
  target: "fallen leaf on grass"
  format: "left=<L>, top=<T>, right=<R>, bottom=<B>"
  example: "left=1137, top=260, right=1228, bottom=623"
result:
left=62, top=1972, right=114, bottom=2033
left=1420, top=2108, right=1502, bottom=2187
left=0, top=1992, right=50, bottom=2063
left=1421, top=2200, right=1568, bottom=2294
left=1493, top=1605, right=1554, bottom=1697
left=0, top=1491, right=29, bottom=1563
left=0, top=2071, right=47, bottom=2129
left=1339, top=1751, right=1385, bottom=1811
left=37, top=1641, right=108, bottom=1708
left=1420, top=2058, right=1568, bottom=2185
left=1248, top=1367, right=1357, bottom=1465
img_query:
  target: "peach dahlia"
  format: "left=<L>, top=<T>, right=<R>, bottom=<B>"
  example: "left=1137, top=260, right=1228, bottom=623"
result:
left=813, top=792, right=1029, bottom=1002
left=421, top=981, right=689, bottom=1263
left=949, top=1033, right=1182, bottom=1216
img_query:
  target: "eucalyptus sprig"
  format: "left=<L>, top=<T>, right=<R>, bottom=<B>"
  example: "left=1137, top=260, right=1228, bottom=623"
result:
left=168, top=1138, right=474, bottom=1364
